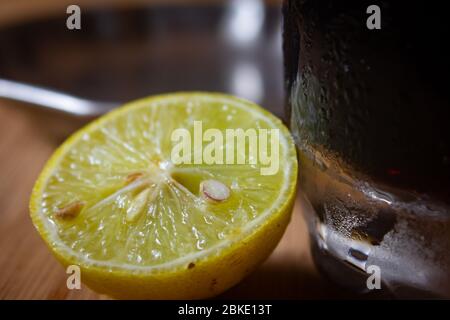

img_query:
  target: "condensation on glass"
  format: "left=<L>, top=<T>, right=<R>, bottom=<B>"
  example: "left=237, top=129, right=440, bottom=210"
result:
left=283, top=0, right=450, bottom=298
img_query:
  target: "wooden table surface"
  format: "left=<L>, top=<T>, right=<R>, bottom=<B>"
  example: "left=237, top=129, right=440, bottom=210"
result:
left=0, top=101, right=356, bottom=300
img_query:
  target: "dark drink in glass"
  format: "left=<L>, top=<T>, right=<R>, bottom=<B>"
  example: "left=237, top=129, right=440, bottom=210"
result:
left=283, top=0, right=450, bottom=298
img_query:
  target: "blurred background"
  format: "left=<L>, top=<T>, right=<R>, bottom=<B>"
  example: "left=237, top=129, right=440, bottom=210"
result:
left=0, top=0, right=357, bottom=299
left=0, top=0, right=284, bottom=117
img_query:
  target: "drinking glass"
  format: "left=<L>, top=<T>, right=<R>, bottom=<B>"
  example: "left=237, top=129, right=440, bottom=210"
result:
left=284, top=0, right=450, bottom=298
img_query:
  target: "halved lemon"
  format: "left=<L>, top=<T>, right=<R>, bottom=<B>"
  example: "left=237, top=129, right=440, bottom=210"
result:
left=30, top=93, right=297, bottom=299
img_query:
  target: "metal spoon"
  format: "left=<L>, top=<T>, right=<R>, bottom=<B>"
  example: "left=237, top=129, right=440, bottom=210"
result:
left=0, top=78, right=119, bottom=118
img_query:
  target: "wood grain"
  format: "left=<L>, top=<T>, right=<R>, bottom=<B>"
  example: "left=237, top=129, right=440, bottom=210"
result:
left=0, top=101, right=352, bottom=300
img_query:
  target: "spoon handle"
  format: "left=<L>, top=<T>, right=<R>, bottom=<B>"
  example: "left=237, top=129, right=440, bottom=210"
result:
left=0, top=78, right=118, bottom=117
